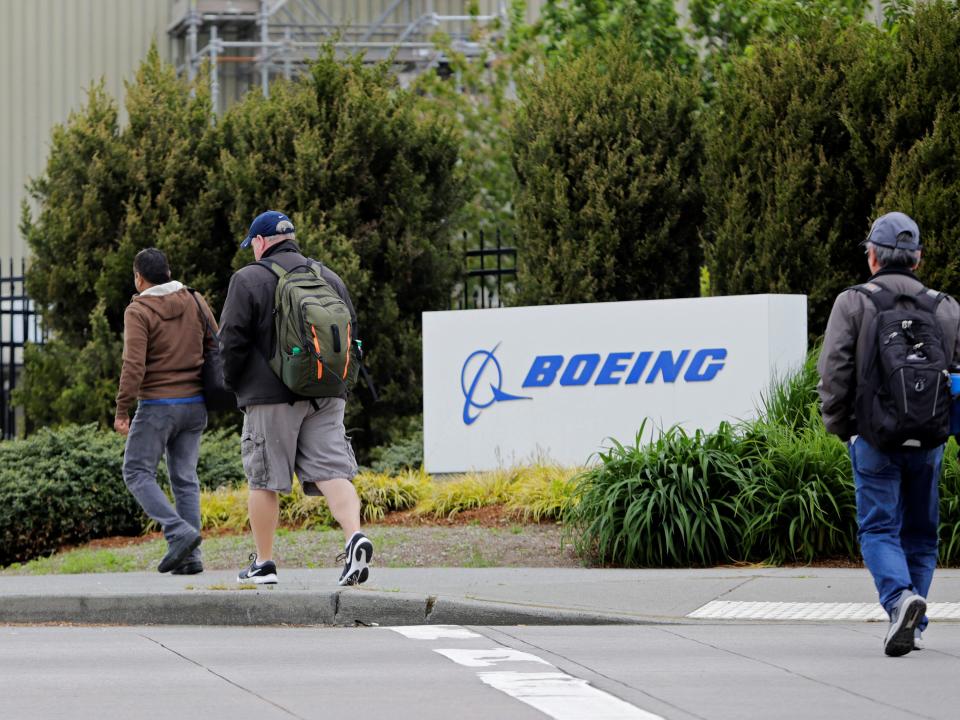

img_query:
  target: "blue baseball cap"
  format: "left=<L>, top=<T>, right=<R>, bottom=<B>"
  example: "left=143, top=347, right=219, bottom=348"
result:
left=866, top=211, right=921, bottom=251
left=241, top=210, right=295, bottom=248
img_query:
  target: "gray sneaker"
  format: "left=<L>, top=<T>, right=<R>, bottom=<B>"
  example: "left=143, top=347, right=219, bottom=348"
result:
left=914, top=628, right=924, bottom=651
left=884, top=591, right=926, bottom=657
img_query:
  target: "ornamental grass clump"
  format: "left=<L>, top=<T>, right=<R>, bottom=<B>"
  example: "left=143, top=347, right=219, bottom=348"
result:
left=734, top=421, right=856, bottom=565
left=564, top=422, right=745, bottom=567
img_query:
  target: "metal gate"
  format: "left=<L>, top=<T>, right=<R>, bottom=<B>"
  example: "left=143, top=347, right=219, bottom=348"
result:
left=1, top=259, right=45, bottom=439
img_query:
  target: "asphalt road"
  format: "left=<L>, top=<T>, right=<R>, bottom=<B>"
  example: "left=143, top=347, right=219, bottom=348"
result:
left=3, top=623, right=960, bottom=720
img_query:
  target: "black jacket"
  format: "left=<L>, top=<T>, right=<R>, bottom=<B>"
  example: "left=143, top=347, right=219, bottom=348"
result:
left=218, top=241, right=358, bottom=407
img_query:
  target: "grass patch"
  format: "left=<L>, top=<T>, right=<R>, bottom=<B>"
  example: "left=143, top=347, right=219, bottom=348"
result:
left=10, top=548, right=143, bottom=575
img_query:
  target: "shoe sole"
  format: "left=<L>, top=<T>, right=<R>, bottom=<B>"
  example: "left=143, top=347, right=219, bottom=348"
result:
left=338, top=538, right=373, bottom=586
left=158, top=534, right=202, bottom=574
left=237, top=573, right=278, bottom=585
left=884, top=596, right=926, bottom=657
left=171, top=564, right=204, bottom=576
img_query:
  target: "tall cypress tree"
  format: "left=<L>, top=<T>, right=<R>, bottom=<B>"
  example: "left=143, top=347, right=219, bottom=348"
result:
left=512, top=29, right=703, bottom=305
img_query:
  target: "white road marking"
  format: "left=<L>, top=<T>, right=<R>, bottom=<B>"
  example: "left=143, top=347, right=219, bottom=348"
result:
left=433, top=647, right=553, bottom=668
left=688, top=600, right=960, bottom=621
left=478, top=672, right=665, bottom=720
left=386, top=625, right=482, bottom=640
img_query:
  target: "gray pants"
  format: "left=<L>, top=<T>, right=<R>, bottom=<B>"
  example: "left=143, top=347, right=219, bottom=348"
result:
left=123, top=402, right=207, bottom=560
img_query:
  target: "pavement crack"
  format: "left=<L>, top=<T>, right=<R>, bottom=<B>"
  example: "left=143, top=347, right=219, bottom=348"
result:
left=138, top=633, right=308, bottom=720
left=714, top=576, right=756, bottom=600
left=656, top=626, right=938, bottom=720
left=477, top=626, right=707, bottom=720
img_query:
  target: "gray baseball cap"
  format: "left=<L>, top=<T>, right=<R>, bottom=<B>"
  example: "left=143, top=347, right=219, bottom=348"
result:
left=865, top=211, right=921, bottom=251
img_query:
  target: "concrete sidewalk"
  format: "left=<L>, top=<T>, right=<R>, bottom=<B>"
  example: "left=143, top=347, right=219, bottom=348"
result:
left=3, top=567, right=960, bottom=626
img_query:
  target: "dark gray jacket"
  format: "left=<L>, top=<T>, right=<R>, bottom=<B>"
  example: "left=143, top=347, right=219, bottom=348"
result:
left=218, top=241, right=358, bottom=407
left=817, top=268, right=960, bottom=441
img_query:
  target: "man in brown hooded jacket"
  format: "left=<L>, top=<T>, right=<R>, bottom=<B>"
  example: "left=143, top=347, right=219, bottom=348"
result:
left=115, top=248, right=218, bottom=574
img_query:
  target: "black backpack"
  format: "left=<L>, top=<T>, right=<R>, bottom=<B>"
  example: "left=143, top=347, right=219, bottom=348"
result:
left=853, top=283, right=952, bottom=450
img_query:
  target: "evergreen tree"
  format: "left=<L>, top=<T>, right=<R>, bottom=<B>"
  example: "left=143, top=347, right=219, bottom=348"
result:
left=512, top=30, right=703, bottom=305
left=700, top=19, right=898, bottom=333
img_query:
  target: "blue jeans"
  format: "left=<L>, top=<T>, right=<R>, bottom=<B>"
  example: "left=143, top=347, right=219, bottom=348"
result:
left=848, top=437, right=941, bottom=629
left=123, top=402, right=207, bottom=560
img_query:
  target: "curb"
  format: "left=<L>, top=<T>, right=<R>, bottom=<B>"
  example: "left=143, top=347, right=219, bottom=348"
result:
left=0, top=590, right=650, bottom=627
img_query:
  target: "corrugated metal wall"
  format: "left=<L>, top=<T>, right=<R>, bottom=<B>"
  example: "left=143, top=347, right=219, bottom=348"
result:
left=0, top=0, right=171, bottom=266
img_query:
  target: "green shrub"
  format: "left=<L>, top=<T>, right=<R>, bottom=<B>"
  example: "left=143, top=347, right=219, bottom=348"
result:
left=512, top=27, right=703, bottom=305
left=735, top=422, right=857, bottom=564
left=0, top=425, right=145, bottom=566
left=564, top=423, right=744, bottom=567
left=366, top=421, right=423, bottom=475
left=700, top=17, right=898, bottom=336
left=195, top=429, right=245, bottom=490
left=939, top=439, right=960, bottom=565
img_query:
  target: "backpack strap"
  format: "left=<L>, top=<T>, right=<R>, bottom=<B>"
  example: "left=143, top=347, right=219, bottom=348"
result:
left=186, top=288, right=220, bottom=343
left=850, top=282, right=898, bottom=313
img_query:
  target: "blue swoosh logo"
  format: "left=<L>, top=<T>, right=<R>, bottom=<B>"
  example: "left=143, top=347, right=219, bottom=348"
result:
left=460, top=343, right=530, bottom=425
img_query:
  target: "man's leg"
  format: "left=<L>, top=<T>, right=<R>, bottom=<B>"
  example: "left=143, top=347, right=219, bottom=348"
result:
left=900, top=445, right=942, bottom=631
left=165, top=404, right=207, bottom=563
left=123, top=405, right=195, bottom=544
left=241, top=404, right=302, bottom=565
left=849, top=438, right=914, bottom=615
left=316, top=478, right=361, bottom=541
left=248, top=489, right=280, bottom=561
left=295, top=398, right=370, bottom=584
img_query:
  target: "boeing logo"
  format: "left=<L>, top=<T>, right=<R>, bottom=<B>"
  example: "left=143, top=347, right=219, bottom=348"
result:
left=460, top=344, right=531, bottom=426
left=460, top=345, right=728, bottom=425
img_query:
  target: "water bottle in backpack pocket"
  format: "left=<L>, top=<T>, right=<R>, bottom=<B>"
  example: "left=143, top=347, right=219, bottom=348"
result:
left=260, top=259, right=360, bottom=397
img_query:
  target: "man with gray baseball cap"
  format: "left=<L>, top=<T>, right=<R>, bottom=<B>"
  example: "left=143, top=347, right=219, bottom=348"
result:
left=819, top=211, right=960, bottom=655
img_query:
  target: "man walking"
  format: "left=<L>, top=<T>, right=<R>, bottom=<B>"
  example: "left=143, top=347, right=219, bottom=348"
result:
left=218, top=210, right=372, bottom=586
left=115, top=248, right=216, bottom=575
left=819, top=211, right=960, bottom=656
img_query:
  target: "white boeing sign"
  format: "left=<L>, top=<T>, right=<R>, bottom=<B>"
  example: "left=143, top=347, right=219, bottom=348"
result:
left=422, top=294, right=808, bottom=473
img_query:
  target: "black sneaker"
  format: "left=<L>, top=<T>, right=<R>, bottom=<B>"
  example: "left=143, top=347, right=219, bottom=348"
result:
left=337, top=532, right=373, bottom=586
left=171, top=560, right=204, bottom=576
left=237, top=553, right=278, bottom=584
left=158, top=531, right=202, bottom=573
left=884, top=591, right=926, bottom=657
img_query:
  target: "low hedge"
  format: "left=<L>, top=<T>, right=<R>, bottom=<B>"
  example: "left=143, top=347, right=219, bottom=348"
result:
left=0, top=425, right=143, bottom=566
left=0, top=423, right=246, bottom=566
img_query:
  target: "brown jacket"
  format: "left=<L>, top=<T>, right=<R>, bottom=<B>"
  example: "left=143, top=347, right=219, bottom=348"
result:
left=115, top=282, right=218, bottom=418
left=817, top=269, right=960, bottom=440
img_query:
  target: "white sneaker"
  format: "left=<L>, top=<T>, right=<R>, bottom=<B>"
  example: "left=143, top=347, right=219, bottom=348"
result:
left=337, top=532, right=373, bottom=586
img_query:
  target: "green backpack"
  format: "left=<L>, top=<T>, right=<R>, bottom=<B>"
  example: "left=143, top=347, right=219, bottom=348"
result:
left=259, top=259, right=359, bottom=397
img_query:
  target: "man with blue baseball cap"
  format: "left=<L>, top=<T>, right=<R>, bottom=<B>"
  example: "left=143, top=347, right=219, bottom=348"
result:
left=819, top=211, right=960, bottom=656
left=240, top=210, right=295, bottom=250
left=219, top=210, right=373, bottom=586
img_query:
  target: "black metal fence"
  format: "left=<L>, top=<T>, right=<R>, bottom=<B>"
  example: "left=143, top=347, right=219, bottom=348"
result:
left=455, top=228, right=517, bottom=309
left=1, top=259, right=45, bottom=439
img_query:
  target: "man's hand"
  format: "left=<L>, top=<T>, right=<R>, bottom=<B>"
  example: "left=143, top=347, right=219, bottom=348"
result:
left=114, top=416, right=130, bottom=436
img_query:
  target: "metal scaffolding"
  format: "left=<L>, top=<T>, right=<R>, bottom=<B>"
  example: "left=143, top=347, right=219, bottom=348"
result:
left=168, top=1, right=507, bottom=111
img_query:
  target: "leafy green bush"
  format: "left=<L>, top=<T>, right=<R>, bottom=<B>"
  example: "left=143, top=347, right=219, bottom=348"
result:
left=699, top=17, right=898, bottom=335
left=938, top=439, right=960, bottom=565
left=565, top=423, right=744, bottom=567
left=512, top=27, right=703, bottom=305
left=195, top=428, right=245, bottom=491
left=735, top=422, right=856, bottom=564
left=0, top=425, right=145, bottom=566
left=366, top=421, right=423, bottom=475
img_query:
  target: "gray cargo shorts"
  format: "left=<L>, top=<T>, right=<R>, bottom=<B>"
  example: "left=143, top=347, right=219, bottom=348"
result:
left=240, top=398, right=358, bottom=495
